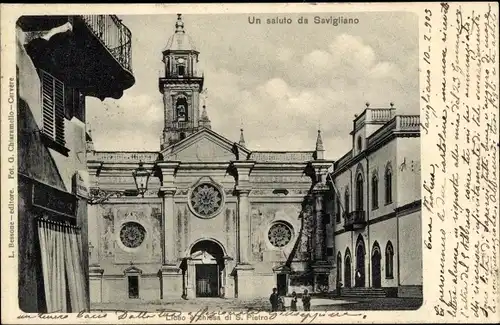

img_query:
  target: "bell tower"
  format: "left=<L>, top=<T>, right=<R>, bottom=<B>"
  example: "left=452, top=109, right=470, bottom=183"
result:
left=159, top=14, right=205, bottom=149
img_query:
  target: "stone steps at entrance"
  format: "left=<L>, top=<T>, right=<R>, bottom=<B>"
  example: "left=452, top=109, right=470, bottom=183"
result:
left=338, top=287, right=388, bottom=298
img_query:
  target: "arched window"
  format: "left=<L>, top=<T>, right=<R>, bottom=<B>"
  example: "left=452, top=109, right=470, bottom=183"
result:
left=385, top=241, right=394, bottom=279
left=344, top=248, right=352, bottom=288
left=355, top=173, right=364, bottom=211
left=344, top=188, right=350, bottom=217
left=336, top=252, right=342, bottom=284
left=335, top=197, right=341, bottom=223
left=178, top=64, right=186, bottom=76
left=385, top=163, right=393, bottom=204
left=357, top=136, right=362, bottom=152
left=372, top=173, right=379, bottom=209
left=176, top=97, right=188, bottom=122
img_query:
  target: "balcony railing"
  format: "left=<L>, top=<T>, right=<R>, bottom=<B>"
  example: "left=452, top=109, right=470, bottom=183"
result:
left=80, top=15, right=132, bottom=73
left=369, top=108, right=395, bottom=122
left=169, top=121, right=194, bottom=129
left=87, top=151, right=159, bottom=163
left=395, top=115, right=420, bottom=130
left=344, top=210, right=366, bottom=230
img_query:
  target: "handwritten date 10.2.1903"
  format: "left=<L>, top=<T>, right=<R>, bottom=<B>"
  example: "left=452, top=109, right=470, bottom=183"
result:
left=421, top=8, right=437, bottom=137
left=423, top=9, right=433, bottom=64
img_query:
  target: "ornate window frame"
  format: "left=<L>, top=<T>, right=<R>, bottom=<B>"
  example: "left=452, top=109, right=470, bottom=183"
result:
left=384, top=162, right=393, bottom=205
left=187, top=178, right=225, bottom=220
left=385, top=241, right=394, bottom=279
left=117, top=221, right=147, bottom=253
left=371, top=169, right=379, bottom=210
left=266, top=220, right=295, bottom=249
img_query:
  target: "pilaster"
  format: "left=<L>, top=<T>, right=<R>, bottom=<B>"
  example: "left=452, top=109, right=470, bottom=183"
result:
left=159, top=187, right=177, bottom=265
left=160, top=265, right=182, bottom=299
left=89, top=266, right=104, bottom=303
left=230, top=161, right=255, bottom=265
left=236, top=186, right=252, bottom=264
left=157, top=161, right=180, bottom=267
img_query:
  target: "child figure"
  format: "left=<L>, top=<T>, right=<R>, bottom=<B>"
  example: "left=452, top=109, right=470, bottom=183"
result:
left=290, top=291, right=298, bottom=311
left=277, top=296, right=286, bottom=311
left=302, top=289, right=311, bottom=311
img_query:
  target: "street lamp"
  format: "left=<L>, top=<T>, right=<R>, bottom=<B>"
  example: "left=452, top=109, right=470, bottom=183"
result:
left=132, top=161, right=151, bottom=198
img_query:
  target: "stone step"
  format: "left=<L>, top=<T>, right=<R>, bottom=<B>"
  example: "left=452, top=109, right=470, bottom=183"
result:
left=336, top=287, right=388, bottom=298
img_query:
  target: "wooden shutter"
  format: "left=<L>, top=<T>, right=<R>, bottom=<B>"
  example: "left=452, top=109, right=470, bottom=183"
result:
left=54, top=77, right=65, bottom=146
left=41, top=71, right=55, bottom=139
left=40, top=70, right=65, bottom=146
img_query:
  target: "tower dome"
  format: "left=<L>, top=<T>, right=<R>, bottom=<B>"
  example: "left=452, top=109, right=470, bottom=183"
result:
left=163, top=14, right=198, bottom=52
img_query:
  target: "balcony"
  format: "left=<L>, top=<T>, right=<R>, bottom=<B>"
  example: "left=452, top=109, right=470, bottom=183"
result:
left=168, top=121, right=195, bottom=130
left=344, top=210, right=366, bottom=230
left=353, top=107, right=396, bottom=132
left=368, top=115, right=420, bottom=148
left=18, top=15, right=135, bottom=100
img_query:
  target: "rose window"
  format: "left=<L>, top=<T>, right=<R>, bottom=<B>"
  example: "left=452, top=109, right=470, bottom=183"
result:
left=268, top=222, right=293, bottom=248
left=120, top=222, right=146, bottom=248
left=190, top=183, right=223, bottom=218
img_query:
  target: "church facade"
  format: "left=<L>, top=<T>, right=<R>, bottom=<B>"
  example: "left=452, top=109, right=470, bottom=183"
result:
left=87, top=14, right=422, bottom=303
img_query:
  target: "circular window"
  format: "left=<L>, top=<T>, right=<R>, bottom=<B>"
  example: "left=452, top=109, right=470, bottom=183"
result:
left=119, top=222, right=146, bottom=248
left=189, top=183, right=223, bottom=219
left=268, top=222, right=293, bottom=248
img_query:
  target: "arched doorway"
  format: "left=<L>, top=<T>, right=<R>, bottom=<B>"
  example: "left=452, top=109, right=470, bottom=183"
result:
left=344, top=248, right=351, bottom=288
left=355, top=235, right=366, bottom=287
left=371, top=242, right=382, bottom=288
left=183, top=240, right=226, bottom=298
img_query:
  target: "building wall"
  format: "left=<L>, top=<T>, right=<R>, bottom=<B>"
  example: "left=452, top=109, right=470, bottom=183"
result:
left=329, top=126, right=421, bottom=297
left=17, top=25, right=89, bottom=312
left=367, top=140, right=397, bottom=221
left=90, top=158, right=324, bottom=301
left=333, top=231, right=352, bottom=286
left=395, top=137, right=421, bottom=206
left=398, top=211, right=422, bottom=288
left=367, top=218, right=398, bottom=288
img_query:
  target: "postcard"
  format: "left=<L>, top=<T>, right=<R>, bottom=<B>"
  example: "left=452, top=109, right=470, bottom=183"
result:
left=1, top=2, right=498, bottom=324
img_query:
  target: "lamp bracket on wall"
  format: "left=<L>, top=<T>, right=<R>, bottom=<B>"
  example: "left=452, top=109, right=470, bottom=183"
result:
left=88, top=188, right=138, bottom=205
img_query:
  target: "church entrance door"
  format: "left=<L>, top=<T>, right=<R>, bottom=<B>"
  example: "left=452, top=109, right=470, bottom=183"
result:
left=355, top=235, right=366, bottom=287
left=184, top=240, right=226, bottom=299
left=196, top=264, right=219, bottom=297
left=371, top=243, right=382, bottom=288
left=277, top=274, right=287, bottom=296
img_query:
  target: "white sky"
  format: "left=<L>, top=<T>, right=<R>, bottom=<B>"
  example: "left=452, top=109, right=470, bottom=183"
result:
left=86, top=12, right=419, bottom=159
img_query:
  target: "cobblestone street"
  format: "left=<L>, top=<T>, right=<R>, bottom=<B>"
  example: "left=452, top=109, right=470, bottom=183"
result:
left=91, top=296, right=423, bottom=313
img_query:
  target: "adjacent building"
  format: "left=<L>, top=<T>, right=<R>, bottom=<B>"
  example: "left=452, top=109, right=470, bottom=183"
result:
left=86, top=14, right=422, bottom=304
left=16, top=15, right=135, bottom=312
left=327, top=105, right=422, bottom=298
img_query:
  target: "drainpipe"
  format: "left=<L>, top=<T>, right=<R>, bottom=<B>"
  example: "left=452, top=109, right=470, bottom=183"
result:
left=397, top=159, right=401, bottom=294
left=349, top=167, right=353, bottom=286
left=366, top=154, right=370, bottom=288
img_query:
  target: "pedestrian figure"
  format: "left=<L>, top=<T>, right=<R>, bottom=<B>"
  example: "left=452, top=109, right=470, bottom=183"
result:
left=336, top=280, right=342, bottom=297
left=278, top=295, right=286, bottom=311
left=290, top=291, right=298, bottom=311
left=355, top=269, right=362, bottom=287
left=302, top=289, right=311, bottom=311
left=269, top=288, right=279, bottom=312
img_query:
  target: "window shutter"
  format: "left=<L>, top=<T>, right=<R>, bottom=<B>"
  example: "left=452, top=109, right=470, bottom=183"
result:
left=54, top=78, right=65, bottom=146
left=40, top=70, right=66, bottom=147
left=41, top=71, right=55, bottom=139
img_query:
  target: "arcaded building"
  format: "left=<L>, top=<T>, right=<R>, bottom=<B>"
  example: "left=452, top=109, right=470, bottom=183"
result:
left=87, top=14, right=422, bottom=303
